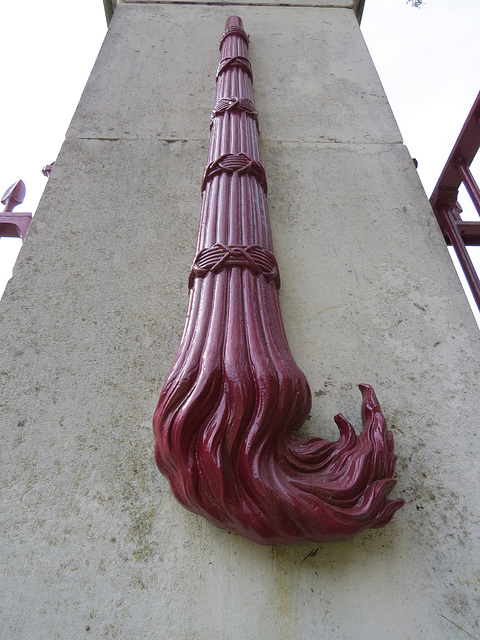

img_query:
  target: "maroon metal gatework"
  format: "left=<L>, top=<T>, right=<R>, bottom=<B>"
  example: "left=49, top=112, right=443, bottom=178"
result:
left=0, top=180, right=32, bottom=240
left=430, top=91, right=480, bottom=312
left=153, top=17, right=403, bottom=545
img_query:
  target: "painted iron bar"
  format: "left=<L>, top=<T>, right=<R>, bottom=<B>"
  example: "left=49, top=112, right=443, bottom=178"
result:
left=153, top=16, right=403, bottom=545
left=438, top=204, right=480, bottom=311
left=451, top=222, right=480, bottom=246
left=456, top=160, right=480, bottom=215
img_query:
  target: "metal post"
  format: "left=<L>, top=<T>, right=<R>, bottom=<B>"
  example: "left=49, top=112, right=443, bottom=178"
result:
left=456, top=160, right=480, bottom=216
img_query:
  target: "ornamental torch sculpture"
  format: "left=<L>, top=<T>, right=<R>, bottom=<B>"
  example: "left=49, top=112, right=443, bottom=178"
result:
left=153, top=16, right=404, bottom=545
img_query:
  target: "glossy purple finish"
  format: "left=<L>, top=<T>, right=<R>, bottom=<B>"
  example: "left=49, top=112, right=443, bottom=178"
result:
left=153, top=17, right=403, bottom=545
left=0, top=180, right=32, bottom=239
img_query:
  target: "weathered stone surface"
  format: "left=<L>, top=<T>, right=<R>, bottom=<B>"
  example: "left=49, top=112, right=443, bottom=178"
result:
left=1, top=3, right=480, bottom=639
left=69, top=4, right=400, bottom=145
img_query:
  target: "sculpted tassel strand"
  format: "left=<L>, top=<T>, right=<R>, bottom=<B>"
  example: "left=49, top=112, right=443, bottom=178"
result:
left=153, top=16, right=404, bottom=545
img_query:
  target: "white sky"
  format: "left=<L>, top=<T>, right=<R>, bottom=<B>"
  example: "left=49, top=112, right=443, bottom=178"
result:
left=0, top=0, right=107, bottom=293
left=1, top=0, right=479, bottom=323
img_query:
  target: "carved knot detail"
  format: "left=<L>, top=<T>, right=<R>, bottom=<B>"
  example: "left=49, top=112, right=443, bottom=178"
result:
left=216, top=56, right=253, bottom=81
left=201, top=153, right=267, bottom=193
left=219, top=25, right=249, bottom=50
left=210, top=97, right=258, bottom=128
left=189, top=243, right=280, bottom=289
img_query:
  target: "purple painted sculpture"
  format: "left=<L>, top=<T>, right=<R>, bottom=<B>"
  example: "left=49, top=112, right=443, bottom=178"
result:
left=153, top=16, right=403, bottom=545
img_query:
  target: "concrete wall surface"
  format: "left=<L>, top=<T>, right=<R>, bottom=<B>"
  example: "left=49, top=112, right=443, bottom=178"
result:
left=1, top=3, right=479, bottom=639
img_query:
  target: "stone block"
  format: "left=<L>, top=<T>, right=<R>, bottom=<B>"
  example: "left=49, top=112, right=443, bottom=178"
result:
left=69, top=4, right=400, bottom=145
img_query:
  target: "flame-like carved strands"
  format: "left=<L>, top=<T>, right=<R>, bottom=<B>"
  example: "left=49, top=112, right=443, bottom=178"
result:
left=153, top=16, right=404, bottom=545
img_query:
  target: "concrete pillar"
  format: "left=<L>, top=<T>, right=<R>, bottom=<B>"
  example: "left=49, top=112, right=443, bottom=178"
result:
left=1, top=1, right=479, bottom=638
